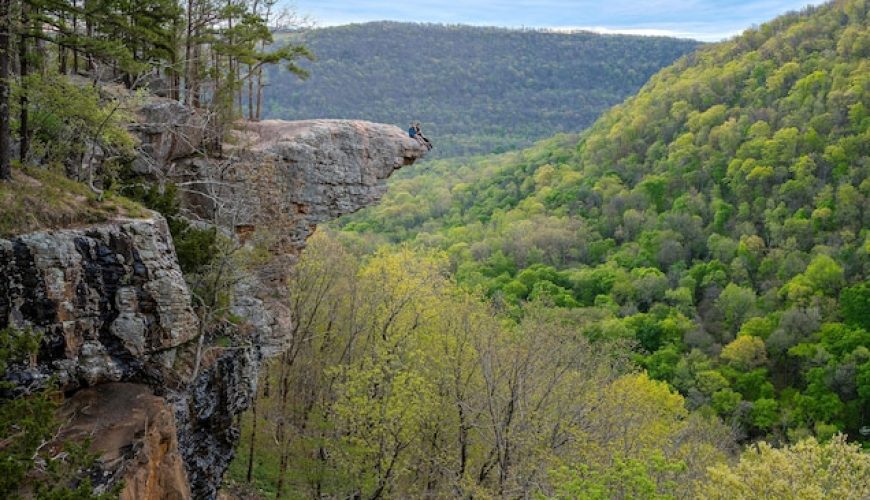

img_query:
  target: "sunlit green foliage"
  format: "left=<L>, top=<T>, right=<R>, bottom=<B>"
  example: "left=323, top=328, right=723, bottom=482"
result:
left=340, top=0, right=870, bottom=445
left=12, top=75, right=137, bottom=167
left=228, top=232, right=733, bottom=498
left=697, top=435, right=869, bottom=499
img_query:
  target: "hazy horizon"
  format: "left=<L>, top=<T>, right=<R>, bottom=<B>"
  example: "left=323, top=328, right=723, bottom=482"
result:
left=288, top=0, right=829, bottom=42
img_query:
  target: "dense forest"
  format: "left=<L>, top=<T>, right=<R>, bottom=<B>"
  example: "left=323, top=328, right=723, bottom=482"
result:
left=229, top=0, right=870, bottom=498
left=0, top=0, right=867, bottom=497
left=227, top=231, right=867, bottom=498
left=338, top=0, right=870, bottom=444
left=260, top=23, right=700, bottom=156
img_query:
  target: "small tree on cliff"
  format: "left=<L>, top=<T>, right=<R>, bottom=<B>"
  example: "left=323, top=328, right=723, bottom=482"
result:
left=0, top=327, right=118, bottom=498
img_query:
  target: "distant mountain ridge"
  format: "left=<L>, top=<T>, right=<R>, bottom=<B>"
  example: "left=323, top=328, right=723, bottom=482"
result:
left=262, top=22, right=700, bottom=156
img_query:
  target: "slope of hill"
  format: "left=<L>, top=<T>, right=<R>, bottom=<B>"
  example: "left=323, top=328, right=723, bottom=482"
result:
left=263, top=22, right=700, bottom=156
left=340, top=0, right=870, bottom=444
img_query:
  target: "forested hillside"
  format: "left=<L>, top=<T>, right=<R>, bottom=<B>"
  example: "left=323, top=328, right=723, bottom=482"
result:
left=227, top=229, right=868, bottom=499
left=338, top=0, right=870, bottom=446
left=262, top=23, right=699, bottom=156
left=229, top=1, right=870, bottom=498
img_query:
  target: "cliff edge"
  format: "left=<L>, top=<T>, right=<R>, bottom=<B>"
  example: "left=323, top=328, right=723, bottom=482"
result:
left=0, top=108, right=427, bottom=498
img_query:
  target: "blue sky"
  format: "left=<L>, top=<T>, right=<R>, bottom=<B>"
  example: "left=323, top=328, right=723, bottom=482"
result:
left=287, top=0, right=828, bottom=41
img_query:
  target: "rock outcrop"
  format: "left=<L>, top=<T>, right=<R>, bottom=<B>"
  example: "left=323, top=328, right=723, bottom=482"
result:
left=164, top=118, right=424, bottom=254
left=170, top=119, right=426, bottom=496
left=51, top=383, right=191, bottom=500
left=0, top=217, right=198, bottom=392
left=130, top=99, right=212, bottom=175
left=0, top=111, right=426, bottom=498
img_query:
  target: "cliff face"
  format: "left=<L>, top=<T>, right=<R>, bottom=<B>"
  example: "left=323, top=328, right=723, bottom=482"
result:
left=0, top=217, right=197, bottom=392
left=172, top=118, right=425, bottom=272
left=0, top=217, right=198, bottom=497
left=0, top=107, right=426, bottom=498
left=172, top=120, right=425, bottom=496
left=53, top=383, right=191, bottom=500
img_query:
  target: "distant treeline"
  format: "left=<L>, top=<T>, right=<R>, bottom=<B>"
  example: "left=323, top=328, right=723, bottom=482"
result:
left=261, top=22, right=700, bottom=157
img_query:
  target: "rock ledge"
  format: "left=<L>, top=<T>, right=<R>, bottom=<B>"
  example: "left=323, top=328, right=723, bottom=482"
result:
left=0, top=114, right=427, bottom=499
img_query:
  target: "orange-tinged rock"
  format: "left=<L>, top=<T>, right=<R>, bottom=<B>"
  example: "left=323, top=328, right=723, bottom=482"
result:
left=53, top=383, right=191, bottom=500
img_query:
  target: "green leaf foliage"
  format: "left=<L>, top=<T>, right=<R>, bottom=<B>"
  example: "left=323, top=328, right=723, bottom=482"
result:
left=339, top=0, right=870, bottom=445
left=0, top=328, right=114, bottom=499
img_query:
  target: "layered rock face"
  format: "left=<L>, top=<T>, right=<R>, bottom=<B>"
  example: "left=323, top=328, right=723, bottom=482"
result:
left=173, top=118, right=423, bottom=254
left=0, top=218, right=197, bottom=496
left=0, top=217, right=197, bottom=392
left=168, top=120, right=425, bottom=496
left=0, top=107, right=426, bottom=498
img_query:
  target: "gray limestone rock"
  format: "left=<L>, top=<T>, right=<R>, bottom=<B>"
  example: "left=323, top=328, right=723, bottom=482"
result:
left=168, top=119, right=426, bottom=498
left=0, top=115, right=427, bottom=500
left=129, top=99, right=211, bottom=174
left=0, top=217, right=198, bottom=391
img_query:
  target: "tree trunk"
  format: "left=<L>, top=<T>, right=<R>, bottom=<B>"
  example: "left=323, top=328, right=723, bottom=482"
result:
left=183, top=0, right=193, bottom=104
left=72, top=0, right=79, bottom=75
left=235, top=70, right=242, bottom=117
left=192, top=41, right=201, bottom=107
left=255, top=66, right=263, bottom=120
left=18, top=2, right=28, bottom=163
left=245, top=385, right=259, bottom=483
left=58, top=8, right=67, bottom=74
left=168, top=51, right=179, bottom=101
left=0, top=0, right=11, bottom=180
left=226, top=0, right=235, bottom=115
left=457, top=402, right=468, bottom=481
left=247, top=64, right=253, bottom=121
left=86, top=18, right=93, bottom=74
left=254, top=0, right=270, bottom=121
left=274, top=352, right=291, bottom=499
left=59, top=44, right=66, bottom=74
left=247, top=0, right=259, bottom=120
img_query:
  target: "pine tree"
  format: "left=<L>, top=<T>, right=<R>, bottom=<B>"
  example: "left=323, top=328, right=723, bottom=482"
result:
left=0, top=0, right=312, bottom=181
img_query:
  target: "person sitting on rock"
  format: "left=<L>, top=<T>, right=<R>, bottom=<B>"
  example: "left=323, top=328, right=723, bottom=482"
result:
left=414, top=122, right=433, bottom=150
